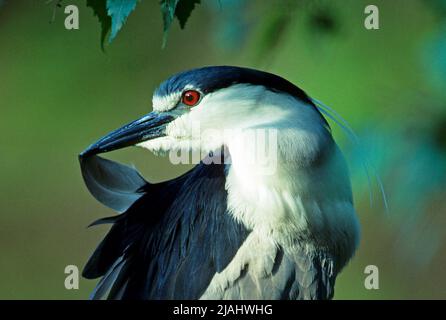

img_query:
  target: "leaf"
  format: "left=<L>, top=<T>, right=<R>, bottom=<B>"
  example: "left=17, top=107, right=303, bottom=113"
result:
left=87, top=0, right=201, bottom=49
left=106, top=0, right=138, bottom=42
left=175, top=0, right=201, bottom=29
left=86, top=0, right=111, bottom=50
left=160, top=0, right=180, bottom=47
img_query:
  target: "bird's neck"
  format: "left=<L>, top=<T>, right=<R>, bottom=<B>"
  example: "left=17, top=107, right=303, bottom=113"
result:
left=224, top=125, right=359, bottom=264
left=224, top=133, right=317, bottom=242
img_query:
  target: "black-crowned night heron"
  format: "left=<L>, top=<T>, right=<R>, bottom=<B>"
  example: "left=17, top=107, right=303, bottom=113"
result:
left=79, top=66, right=359, bottom=300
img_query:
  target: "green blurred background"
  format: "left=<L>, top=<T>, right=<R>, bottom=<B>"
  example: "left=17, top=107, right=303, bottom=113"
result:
left=0, top=0, right=445, bottom=299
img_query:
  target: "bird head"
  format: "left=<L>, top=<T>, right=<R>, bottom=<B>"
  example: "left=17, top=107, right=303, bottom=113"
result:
left=80, top=66, right=330, bottom=166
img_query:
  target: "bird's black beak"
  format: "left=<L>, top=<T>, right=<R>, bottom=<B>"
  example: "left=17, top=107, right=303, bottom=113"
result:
left=80, top=112, right=174, bottom=158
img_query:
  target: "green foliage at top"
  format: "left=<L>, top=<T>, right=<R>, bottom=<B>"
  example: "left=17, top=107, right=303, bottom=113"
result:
left=85, top=0, right=201, bottom=49
left=160, top=0, right=180, bottom=47
left=160, top=0, right=201, bottom=47
left=175, top=0, right=201, bottom=29
left=86, top=0, right=111, bottom=49
left=107, top=0, right=138, bottom=42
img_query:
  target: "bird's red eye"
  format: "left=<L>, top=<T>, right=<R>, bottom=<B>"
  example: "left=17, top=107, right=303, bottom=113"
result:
left=182, top=90, right=201, bottom=106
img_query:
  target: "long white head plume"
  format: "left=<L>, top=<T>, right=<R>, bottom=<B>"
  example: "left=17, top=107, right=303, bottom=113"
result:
left=312, top=98, right=388, bottom=211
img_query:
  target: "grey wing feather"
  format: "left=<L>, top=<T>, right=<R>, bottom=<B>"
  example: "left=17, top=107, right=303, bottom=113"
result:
left=89, top=255, right=126, bottom=300
left=79, top=155, right=147, bottom=213
left=201, top=244, right=336, bottom=300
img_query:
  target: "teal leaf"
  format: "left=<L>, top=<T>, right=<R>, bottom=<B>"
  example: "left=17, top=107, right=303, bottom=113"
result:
left=160, top=0, right=180, bottom=47
left=106, top=0, right=138, bottom=43
left=86, top=0, right=111, bottom=50
left=175, top=0, right=201, bottom=29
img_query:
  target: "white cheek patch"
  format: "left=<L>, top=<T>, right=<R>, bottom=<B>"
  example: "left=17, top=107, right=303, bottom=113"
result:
left=137, top=115, right=201, bottom=153
left=137, top=136, right=204, bottom=162
left=152, top=92, right=181, bottom=112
